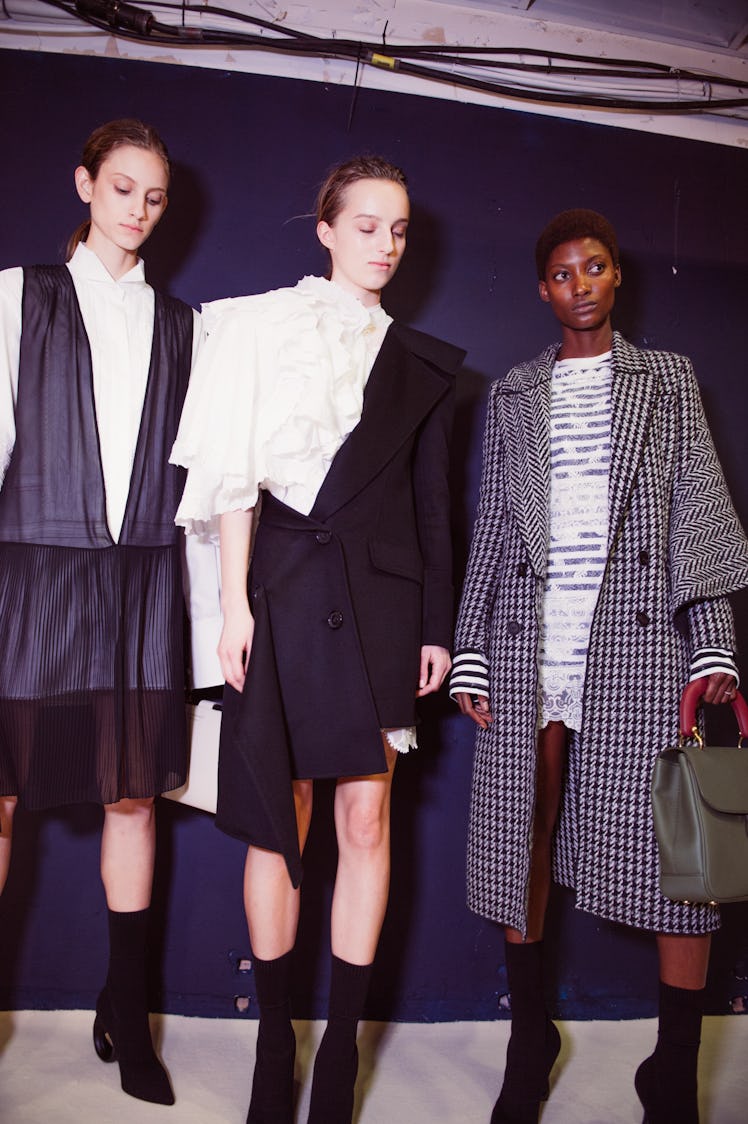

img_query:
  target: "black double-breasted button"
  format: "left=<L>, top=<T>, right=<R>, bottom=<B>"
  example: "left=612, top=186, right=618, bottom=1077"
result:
left=327, top=610, right=344, bottom=629
left=517, top=562, right=528, bottom=578
left=507, top=620, right=522, bottom=636
left=315, top=531, right=332, bottom=544
left=639, top=550, right=650, bottom=566
left=636, top=610, right=651, bottom=627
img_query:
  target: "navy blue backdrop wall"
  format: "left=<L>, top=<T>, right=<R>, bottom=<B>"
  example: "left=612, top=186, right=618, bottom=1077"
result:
left=0, top=47, right=747, bottom=1022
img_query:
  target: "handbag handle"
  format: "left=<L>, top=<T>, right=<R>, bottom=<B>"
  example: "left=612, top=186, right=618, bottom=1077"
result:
left=679, top=678, right=748, bottom=746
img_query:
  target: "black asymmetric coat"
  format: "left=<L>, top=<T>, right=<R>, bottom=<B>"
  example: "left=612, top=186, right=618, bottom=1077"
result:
left=216, top=322, right=465, bottom=884
left=454, top=332, right=748, bottom=936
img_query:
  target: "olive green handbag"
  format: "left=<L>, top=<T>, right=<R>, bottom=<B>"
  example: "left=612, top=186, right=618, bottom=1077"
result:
left=651, top=679, right=748, bottom=904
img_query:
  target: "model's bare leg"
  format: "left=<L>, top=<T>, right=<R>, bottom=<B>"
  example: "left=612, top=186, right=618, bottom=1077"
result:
left=657, top=933, right=711, bottom=990
left=0, top=796, right=18, bottom=896
left=496, top=721, right=567, bottom=1123
left=244, top=779, right=313, bottom=1124
left=244, top=780, right=314, bottom=959
left=635, top=933, right=711, bottom=1124
left=329, top=740, right=397, bottom=963
left=101, top=796, right=156, bottom=911
left=307, top=739, right=398, bottom=1124
left=506, top=720, right=567, bottom=946
left=95, top=796, right=172, bottom=1105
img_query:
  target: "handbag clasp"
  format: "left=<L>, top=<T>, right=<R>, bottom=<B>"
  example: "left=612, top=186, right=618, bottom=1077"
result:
left=678, top=726, right=704, bottom=749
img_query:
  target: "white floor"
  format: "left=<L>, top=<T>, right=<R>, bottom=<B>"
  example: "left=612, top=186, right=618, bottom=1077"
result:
left=0, top=1011, right=746, bottom=1123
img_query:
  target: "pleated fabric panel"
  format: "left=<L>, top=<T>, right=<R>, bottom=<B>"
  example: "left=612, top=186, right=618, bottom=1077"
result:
left=0, top=542, right=186, bottom=806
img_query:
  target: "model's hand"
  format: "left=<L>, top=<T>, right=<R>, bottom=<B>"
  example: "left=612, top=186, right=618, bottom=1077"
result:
left=454, top=691, right=493, bottom=729
left=416, top=645, right=451, bottom=697
left=218, top=598, right=255, bottom=692
left=700, top=671, right=738, bottom=705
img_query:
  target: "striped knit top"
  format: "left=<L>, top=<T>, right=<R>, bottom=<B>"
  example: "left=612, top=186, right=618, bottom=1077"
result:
left=537, top=352, right=612, bottom=730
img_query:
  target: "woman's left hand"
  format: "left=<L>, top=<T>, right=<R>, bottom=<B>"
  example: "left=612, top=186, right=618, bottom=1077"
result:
left=416, top=645, right=452, bottom=697
left=700, top=671, right=738, bottom=705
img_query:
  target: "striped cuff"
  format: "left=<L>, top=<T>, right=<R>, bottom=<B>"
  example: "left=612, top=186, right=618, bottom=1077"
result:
left=689, top=647, right=740, bottom=689
left=449, top=650, right=490, bottom=701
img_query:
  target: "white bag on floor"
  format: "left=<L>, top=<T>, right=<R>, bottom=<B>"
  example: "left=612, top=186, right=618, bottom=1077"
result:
left=162, top=700, right=221, bottom=813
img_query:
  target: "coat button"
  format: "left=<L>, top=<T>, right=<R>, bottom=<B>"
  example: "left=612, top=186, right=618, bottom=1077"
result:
left=507, top=620, right=521, bottom=636
left=327, top=610, right=344, bottom=629
left=636, top=610, right=651, bottom=627
left=252, top=585, right=264, bottom=602
left=315, top=531, right=332, bottom=544
left=517, top=562, right=528, bottom=578
left=639, top=550, right=650, bottom=566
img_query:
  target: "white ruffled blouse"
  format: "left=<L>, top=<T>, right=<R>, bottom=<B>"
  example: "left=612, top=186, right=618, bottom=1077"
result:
left=171, top=277, right=416, bottom=753
left=171, top=275, right=392, bottom=532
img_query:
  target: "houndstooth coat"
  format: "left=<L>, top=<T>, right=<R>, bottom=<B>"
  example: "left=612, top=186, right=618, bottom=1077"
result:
left=454, top=332, right=748, bottom=935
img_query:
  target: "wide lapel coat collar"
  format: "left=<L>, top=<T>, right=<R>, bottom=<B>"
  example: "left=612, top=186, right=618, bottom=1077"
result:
left=607, top=331, right=661, bottom=552
left=497, top=343, right=557, bottom=578
left=497, top=332, right=661, bottom=576
left=309, top=322, right=452, bottom=522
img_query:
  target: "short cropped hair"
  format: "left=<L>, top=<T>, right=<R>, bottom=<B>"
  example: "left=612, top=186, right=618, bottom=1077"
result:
left=535, top=208, right=619, bottom=280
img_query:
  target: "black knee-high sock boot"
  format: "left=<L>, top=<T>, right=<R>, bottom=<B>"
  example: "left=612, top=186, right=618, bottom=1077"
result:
left=635, top=981, right=704, bottom=1124
left=247, top=950, right=296, bottom=1124
left=93, top=907, right=174, bottom=1105
left=307, top=956, right=373, bottom=1124
left=492, top=941, right=561, bottom=1124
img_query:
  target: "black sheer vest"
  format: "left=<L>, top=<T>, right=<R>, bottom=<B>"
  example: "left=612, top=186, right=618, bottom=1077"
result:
left=0, top=265, right=193, bottom=547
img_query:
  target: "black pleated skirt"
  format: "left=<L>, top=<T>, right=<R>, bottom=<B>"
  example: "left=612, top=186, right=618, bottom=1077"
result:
left=0, top=541, right=187, bottom=807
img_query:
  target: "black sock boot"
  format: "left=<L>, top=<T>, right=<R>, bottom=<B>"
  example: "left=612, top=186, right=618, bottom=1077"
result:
left=491, top=941, right=561, bottom=1124
left=247, top=950, right=296, bottom=1124
left=307, top=956, right=373, bottom=1124
left=93, top=907, right=174, bottom=1105
left=635, top=981, right=704, bottom=1124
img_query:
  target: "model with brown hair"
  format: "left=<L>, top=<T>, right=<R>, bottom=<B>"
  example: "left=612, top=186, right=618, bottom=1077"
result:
left=172, top=155, right=464, bottom=1123
left=0, top=118, right=199, bottom=1105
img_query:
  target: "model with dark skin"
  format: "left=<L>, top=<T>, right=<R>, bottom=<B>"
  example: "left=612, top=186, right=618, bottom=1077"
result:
left=454, top=225, right=739, bottom=1124
left=456, top=233, right=734, bottom=964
